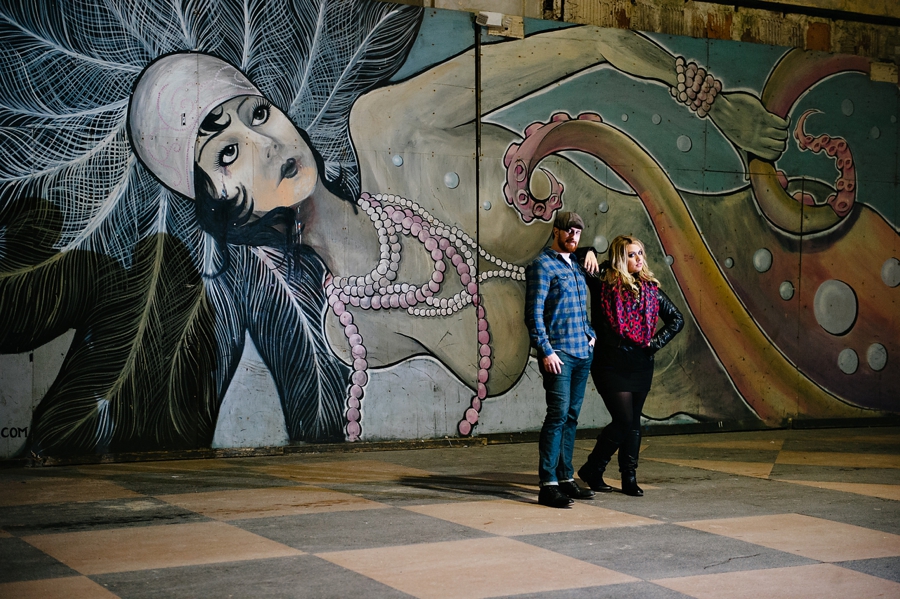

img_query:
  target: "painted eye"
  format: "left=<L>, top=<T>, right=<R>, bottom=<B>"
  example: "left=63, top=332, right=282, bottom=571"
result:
left=251, top=103, right=270, bottom=126
left=218, top=143, right=239, bottom=167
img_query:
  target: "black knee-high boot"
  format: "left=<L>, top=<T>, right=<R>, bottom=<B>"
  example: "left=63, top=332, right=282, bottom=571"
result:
left=578, top=426, right=620, bottom=492
left=619, top=429, right=643, bottom=497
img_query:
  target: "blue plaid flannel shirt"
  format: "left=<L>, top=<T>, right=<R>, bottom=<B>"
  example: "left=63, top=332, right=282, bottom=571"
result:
left=525, top=247, right=595, bottom=360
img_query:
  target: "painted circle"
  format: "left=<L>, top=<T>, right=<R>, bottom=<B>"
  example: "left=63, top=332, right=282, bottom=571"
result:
left=867, top=343, right=888, bottom=371
left=665, top=255, right=674, bottom=265
left=838, top=348, right=858, bottom=374
left=724, top=257, right=734, bottom=268
left=621, top=113, right=629, bottom=122
left=592, top=235, right=609, bottom=253
left=652, top=113, right=662, bottom=125
left=841, top=99, right=854, bottom=116
left=813, top=280, right=857, bottom=335
left=752, top=248, right=773, bottom=273
left=482, top=201, right=492, bottom=210
left=677, top=135, right=692, bottom=152
left=392, top=154, right=403, bottom=166
left=598, top=201, right=609, bottom=213
left=444, top=171, right=459, bottom=189
left=870, top=126, right=881, bottom=139
left=881, top=257, right=900, bottom=287
left=779, top=281, right=795, bottom=300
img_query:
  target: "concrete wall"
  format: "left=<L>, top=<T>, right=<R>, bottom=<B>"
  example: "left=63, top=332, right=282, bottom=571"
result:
left=0, top=0, right=897, bottom=460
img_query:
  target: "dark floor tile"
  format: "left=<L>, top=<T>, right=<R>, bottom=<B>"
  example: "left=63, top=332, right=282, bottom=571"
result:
left=514, top=523, right=816, bottom=580
left=322, top=475, right=531, bottom=507
left=770, top=464, right=900, bottom=484
left=0, top=497, right=208, bottom=535
left=105, top=470, right=304, bottom=495
left=836, top=556, right=900, bottom=583
left=234, top=506, right=492, bottom=553
left=93, top=555, right=414, bottom=599
left=0, top=536, right=79, bottom=582
left=497, top=581, right=695, bottom=599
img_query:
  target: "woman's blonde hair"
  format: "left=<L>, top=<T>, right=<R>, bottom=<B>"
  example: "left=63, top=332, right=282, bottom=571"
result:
left=602, top=235, right=659, bottom=293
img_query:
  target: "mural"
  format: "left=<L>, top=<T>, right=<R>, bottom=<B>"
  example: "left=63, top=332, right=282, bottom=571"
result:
left=0, top=0, right=896, bottom=459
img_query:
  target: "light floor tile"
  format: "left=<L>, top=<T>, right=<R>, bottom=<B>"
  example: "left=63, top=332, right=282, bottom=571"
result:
left=0, top=477, right=142, bottom=507
left=780, top=479, right=900, bottom=501
left=156, top=485, right=387, bottom=520
left=0, top=576, right=121, bottom=599
left=249, top=459, right=433, bottom=484
left=644, top=458, right=774, bottom=479
left=677, top=513, right=900, bottom=562
left=776, top=451, right=900, bottom=469
left=660, top=440, right=785, bottom=451
left=318, top=536, right=638, bottom=599
left=405, top=499, right=660, bottom=536
left=652, top=563, right=900, bottom=599
left=22, top=521, right=302, bottom=575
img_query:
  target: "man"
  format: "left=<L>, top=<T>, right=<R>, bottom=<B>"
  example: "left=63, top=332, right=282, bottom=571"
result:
left=525, top=211, right=596, bottom=508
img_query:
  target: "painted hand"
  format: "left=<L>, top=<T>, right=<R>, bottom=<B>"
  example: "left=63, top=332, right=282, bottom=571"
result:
left=709, top=92, right=789, bottom=161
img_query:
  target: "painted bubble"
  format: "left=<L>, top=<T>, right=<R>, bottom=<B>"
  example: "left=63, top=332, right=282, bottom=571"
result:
left=841, top=99, right=854, bottom=116
left=882, top=257, right=900, bottom=287
left=621, top=113, right=629, bottom=122
left=592, top=235, right=609, bottom=253
left=482, top=201, right=492, bottom=211
left=598, top=201, right=609, bottom=213
left=752, top=248, right=772, bottom=273
left=444, top=171, right=459, bottom=189
left=652, top=114, right=662, bottom=125
left=870, top=126, right=881, bottom=139
left=724, top=257, right=734, bottom=268
left=779, top=281, right=794, bottom=301
left=813, top=279, right=857, bottom=335
left=867, top=343, right=887, bottom=371
left=892, top=115, right=897, bottom=123
left=665, top=255, right=674, bottom=265
left=392, top=154, right=403, bottom=167
left=838, top=348, right=858, bottom=374
left=677, top=135, right=692, bottom=152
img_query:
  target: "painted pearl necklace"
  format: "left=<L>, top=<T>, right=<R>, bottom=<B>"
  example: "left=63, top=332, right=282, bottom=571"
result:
left=326, top=192, right=525, bottom=440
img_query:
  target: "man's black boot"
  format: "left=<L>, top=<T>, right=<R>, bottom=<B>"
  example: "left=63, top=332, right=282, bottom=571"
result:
left=538, top=485, right=574, bottom=508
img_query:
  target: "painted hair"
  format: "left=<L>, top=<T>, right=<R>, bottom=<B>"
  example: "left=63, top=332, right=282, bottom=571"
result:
left=603, top=234, right=659, bottom=293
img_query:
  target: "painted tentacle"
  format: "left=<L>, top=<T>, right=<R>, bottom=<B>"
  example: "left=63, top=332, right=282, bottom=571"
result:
left=750, top=51, right=870, bottom=235
left=503, top=112, right=602, bottom=222
left=504, top=113, right=873, bottom=423
left=788, top=109, right=856, bottom=217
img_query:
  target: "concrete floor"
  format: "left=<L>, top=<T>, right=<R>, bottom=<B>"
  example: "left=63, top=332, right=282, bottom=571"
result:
left=1, top=426, right=898, bottom=598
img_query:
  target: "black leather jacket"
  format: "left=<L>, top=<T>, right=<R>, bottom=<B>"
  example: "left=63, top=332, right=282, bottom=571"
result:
left=576, top=254, right=684, bottom=360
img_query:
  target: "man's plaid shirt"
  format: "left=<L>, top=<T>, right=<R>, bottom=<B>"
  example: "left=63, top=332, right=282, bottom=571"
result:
left=525, top=247, right=595, bottom=360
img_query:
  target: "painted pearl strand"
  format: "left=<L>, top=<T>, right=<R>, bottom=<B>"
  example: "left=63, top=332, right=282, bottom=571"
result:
left=671, top=56, right=722, bottom=118
left=326, top=192, right=526, bottom=440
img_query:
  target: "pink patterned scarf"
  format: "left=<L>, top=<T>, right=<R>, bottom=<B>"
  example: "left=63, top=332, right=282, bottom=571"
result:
left=599, top=280, right=660, bottom=347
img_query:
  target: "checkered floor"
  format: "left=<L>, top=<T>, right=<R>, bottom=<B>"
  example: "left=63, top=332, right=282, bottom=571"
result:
left=1, top=427, right=898, bottom=598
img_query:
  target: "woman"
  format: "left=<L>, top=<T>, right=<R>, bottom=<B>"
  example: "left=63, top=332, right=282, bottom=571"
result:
left=577, top=235, right=683, bottom=497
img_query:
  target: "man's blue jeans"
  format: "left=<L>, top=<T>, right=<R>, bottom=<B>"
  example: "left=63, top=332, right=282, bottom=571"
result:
left=538, top=350, right=593, bottom=484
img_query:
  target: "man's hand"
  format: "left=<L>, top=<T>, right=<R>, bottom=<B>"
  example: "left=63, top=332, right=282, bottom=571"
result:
left=708, top=92, right=789, bottom=161
left=589, top=337, right=596, bottom=348
left=542, top=352, right=563, bottom=374
left=583, top=250, right=599, bottom=275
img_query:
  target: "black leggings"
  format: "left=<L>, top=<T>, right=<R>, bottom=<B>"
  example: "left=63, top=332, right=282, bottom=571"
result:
left=600, top=390, right=648, bottom=441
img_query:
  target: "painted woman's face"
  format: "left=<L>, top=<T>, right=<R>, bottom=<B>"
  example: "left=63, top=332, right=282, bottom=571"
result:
left=625, top=243, right=644, bottom=274
left=195, top=95, right=317, bottom=213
